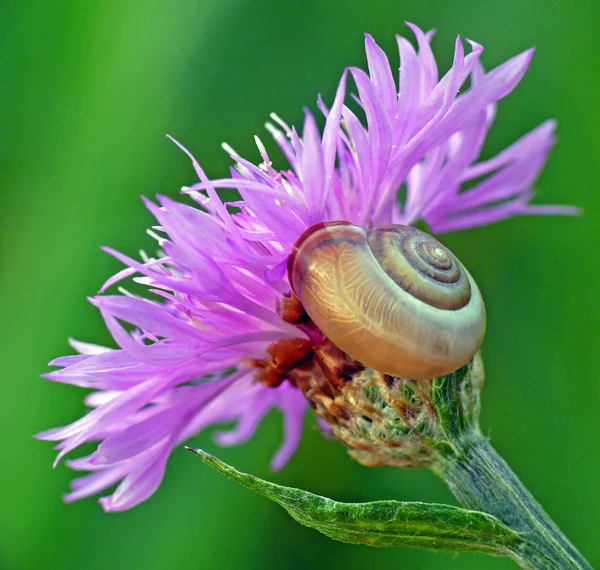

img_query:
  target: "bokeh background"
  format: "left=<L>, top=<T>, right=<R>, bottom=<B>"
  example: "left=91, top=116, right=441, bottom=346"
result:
left=1, top=0, right=599, bottom=568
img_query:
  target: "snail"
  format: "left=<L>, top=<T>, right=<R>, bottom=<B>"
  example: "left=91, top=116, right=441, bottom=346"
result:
left=287, top=221, right=486, bottom=380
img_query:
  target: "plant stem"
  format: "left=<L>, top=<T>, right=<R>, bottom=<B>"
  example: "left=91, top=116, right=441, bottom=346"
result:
left=425, top=368, right=593, bottom=569
left=432, top=432, right=590, bottom=569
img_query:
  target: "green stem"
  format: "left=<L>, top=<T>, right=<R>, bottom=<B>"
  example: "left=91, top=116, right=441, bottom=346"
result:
left=432, top=435, right=590, bottom=569
left=430, top=370, right=591, bottom=569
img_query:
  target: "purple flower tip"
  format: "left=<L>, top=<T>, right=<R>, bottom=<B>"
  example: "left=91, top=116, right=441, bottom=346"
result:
left=37, top=23, right=576, bottom=511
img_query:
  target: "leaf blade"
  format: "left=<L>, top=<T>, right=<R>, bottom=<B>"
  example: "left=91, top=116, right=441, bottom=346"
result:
left=186, top=447, right=521, bottom=556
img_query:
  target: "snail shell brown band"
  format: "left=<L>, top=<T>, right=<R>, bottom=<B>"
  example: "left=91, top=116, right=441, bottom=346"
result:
left=288, top=221, right=486, bottom=380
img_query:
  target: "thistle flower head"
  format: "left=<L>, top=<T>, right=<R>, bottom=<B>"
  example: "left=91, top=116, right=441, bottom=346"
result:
left=37, top=24, right=575, bottom=511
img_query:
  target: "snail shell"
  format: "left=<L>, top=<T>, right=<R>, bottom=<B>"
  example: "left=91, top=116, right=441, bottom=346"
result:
left=288, top=221, right=486, bottom=380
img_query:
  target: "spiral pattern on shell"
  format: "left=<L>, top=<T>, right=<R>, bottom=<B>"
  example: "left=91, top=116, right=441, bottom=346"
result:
left=288, top=221, right=486, bottom=380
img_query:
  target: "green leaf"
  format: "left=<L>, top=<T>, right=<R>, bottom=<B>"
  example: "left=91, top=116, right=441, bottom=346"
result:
left=186, top=447, right=521, bottom=556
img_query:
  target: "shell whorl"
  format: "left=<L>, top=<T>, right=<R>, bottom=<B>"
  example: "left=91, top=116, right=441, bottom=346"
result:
left=288, top=221, right=486, bottom=380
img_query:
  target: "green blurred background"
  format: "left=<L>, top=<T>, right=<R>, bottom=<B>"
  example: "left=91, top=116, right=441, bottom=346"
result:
left=1, top=0, right=599, bottom=568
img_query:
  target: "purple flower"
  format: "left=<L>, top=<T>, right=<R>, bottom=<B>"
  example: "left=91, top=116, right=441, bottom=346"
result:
left=37, top=24, right=575, bottom=512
